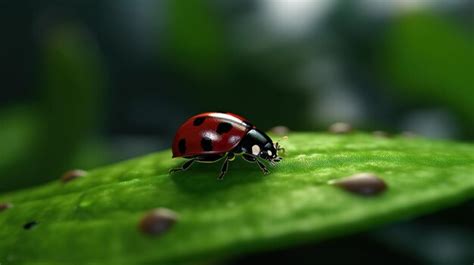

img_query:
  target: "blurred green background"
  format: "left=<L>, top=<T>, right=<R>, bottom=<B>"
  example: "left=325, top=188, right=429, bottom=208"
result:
left=0, top=1, right=473, bottom=264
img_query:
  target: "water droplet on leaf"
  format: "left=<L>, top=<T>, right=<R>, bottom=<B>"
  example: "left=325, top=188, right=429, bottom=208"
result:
left=0, top=202, right=13, bottom=212
left=139, top=208, right=178, bottom=236
left=372, top=130, right=390, bottom=138
left=329, top=122, right=352, bottom=134
left=269, top=126, right=290, bottom=136
left=61, top=169, right=87, bottom=183
left=329, top=173, right=387, bottom=196
left=401, top=131, right=418, bottom=138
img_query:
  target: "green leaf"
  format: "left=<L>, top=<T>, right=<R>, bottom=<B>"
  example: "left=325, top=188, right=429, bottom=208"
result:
left=0, top=106, right=39, bottom=173
left=165, top=0, right=228, bottom=78
left=36, top=23, right=107, bottom=183
left=1, top=133, right=473, bottom=264
left=378, top=12, right=474, bottom=126
left=0, top=23, right=108, bottom=192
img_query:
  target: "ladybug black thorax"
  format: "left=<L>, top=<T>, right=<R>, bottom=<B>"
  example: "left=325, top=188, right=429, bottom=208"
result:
left=233, top=128, right=278, bottom=160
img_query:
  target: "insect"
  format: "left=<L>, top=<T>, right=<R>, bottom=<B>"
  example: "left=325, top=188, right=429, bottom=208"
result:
left=170, top=112, right=283, bottom=179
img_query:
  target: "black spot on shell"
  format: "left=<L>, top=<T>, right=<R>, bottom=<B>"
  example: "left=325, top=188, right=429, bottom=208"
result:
left=201, top=137, right=213, bottom=151
left=23, top=221, right=38, bottom=230
left=178, top=139, right=186, bottom=154
left=193, top=117, right=206, bottom=126
left=216, top=122, right=233, bottom=134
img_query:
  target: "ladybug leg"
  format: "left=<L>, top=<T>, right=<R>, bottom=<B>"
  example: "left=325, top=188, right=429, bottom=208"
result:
left=242, top=154, right=270, bottom=175
left=218, top=153, right=235, bottom=180
left=169, top=158, right=196, bottom=174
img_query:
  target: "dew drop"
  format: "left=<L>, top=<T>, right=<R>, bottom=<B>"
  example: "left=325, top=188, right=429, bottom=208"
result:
left=61, top=169, right=87, bottom=183
left=328, top=122, right=352, bottom=134
left=269, top=126, right=290, bottom=136
left=329, top=173, right=387, bottom=196
left=372, top=130, right=390, bottom=138
left=139, top=208, right=178, bottom=236
left=0, top=202, right=13, bottom=212
left=401, top=131, right=418, bottom=138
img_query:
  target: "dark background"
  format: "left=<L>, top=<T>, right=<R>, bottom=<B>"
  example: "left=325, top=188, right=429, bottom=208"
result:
left=0, top=1, right=473, bottom=264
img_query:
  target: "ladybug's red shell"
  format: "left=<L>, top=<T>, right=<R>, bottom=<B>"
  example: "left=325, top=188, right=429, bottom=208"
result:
left=172, top=112, right=254, bottom=158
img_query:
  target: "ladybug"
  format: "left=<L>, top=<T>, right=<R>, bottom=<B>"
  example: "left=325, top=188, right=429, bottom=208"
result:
left=170, top=112, right=283, bottom=179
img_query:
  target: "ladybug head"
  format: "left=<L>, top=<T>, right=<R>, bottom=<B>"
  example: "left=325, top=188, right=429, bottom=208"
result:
left=256, top=142, right=278, bottom=159
left=243, top=129, right=282, bottom=164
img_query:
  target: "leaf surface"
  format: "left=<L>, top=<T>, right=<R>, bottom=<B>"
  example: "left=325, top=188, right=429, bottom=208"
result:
left=1, top=133, right=473, bottom=264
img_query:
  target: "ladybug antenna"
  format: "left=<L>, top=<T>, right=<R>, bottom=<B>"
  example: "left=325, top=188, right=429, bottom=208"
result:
left=274, top=136, right=287, bottom=155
